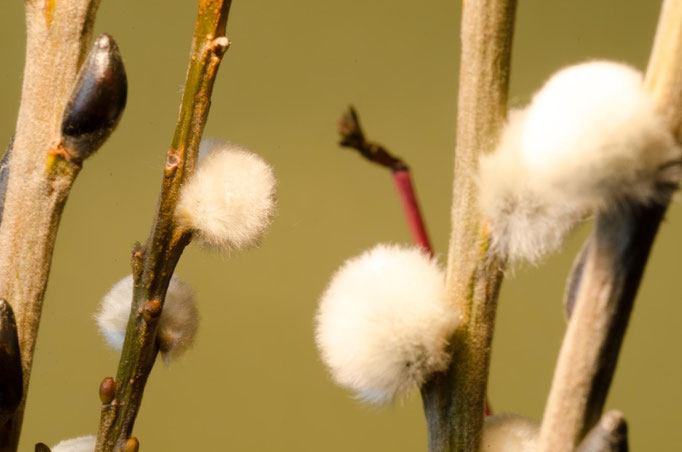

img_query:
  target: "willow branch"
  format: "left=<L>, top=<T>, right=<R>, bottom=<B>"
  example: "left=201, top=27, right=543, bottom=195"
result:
left=0, top=2, right=101, bottom=450
left=537, top=2, right=682, bottom=450
left=420, top=1, right=516, bottom=451
left=95, top=2, right=232, bottom=450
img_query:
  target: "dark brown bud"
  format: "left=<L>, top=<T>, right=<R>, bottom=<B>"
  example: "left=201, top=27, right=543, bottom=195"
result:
left=0, top=299, right=23, bottom=421
left=61, top=33, right=127, bottom=161
left=34, top=443, right=51, bottom=452
left=99, top=377, right=116, bottom=405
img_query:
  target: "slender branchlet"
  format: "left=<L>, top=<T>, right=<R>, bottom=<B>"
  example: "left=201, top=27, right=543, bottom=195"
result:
left=0, top=1, right=103, bottom=449
left=420, top=1, right=516, bottom=451
left=537, top=1, right=682, bottom=450
left=95, top=2, right=232, bottom=450
left=337, top=106, right=433, bottom=253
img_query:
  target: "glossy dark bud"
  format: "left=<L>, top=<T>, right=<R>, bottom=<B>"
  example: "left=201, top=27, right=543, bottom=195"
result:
left=0, top=299, right=23, bottom=422
left=35, top=443, right=52, bottom=452
left=61, top=33, right=127, bottom=161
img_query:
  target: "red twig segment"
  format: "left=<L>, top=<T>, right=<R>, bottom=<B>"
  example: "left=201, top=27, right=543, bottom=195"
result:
left=392, top=169, right=433, bottom=255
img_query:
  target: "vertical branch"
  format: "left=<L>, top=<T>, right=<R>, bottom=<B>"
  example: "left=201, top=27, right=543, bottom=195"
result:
left=0, top=1, right=101, bottom=450
left=537, top=1, right=682, bottom=450
left=95, top=2, right=232, bottom=451
left=421, top=1, right=517, bottom=451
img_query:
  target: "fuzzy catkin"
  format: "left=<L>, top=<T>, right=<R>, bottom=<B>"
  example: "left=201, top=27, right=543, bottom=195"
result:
left=51, top=435, right=96, bottom=452
left=96, top=275, right=198, bottom=362
left=176, top=140, right=276, bottom=253
left=479, top=61, right=682, bottom=264
left=315, top=244, right=458, bottom=404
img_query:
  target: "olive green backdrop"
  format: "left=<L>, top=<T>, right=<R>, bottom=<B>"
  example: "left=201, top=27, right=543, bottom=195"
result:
left=0, top=1, right=680, bottom=450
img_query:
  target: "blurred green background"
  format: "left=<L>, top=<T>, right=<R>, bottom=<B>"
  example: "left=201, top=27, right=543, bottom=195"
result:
left=0, top=1, right=680, bottom=450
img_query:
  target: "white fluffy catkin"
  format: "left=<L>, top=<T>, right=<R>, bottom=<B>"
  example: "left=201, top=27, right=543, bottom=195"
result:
left=51, top=435, right=96, bottom=452
left=96, top=275, right=198, bottom=362
left=315, top=244, right=458, bottom=404
left=481, top=414, right=539, bottom=452
left=176, top=140, right=276, bottom=253
left=479, top=61, right=681, bottom=263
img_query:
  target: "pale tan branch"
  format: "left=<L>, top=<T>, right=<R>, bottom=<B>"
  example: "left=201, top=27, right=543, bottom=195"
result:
left=0, top=1, right=101, bottom=450
left=537, top=1, right=682, bottom=450
left=420, top=1, right=517, bottom=451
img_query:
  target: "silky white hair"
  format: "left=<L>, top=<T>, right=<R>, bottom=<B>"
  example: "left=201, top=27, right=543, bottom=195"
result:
left=481, top=414, right=539, bottom=452
left=176, top=140, right=277, bottom=253
left=51, top=435, right=96, bottom=452
left=479, top=61, right=681, bottom=263
left=315, top=244, right=459, bottom=404
left=96, top=274, right=198, bottom=363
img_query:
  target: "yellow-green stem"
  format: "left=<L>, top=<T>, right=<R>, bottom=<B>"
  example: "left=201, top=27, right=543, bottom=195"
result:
left=95, top=2, right=232, bottom=450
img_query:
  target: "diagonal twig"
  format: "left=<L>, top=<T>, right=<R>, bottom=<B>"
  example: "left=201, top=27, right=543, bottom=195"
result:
left=95, top=2, right=232, bottom=450
left=537, top=1, right=682, bottom=450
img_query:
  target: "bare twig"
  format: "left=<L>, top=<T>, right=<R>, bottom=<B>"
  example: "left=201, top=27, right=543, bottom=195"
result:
left=95, top=2, right=232, bottom=450
left=537, top=1, right=682, bottom=450
left=0, top=2, right=102, bottom=449
left=337, top=106, right=432, bottom=252
left=420, top=1, right=517, bottom=451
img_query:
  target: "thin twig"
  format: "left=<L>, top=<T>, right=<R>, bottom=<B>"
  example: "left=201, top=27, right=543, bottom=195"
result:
left=420, top=1, right=517, bottom=451
left=337, top=106, right=432, bottom=252
left=537, top=1, right=682, bottom=450
left=0, top=2, right=101, bottom=450
left=95, top=2, right=232, bottom=450
left=336, top=107, right=495, bottom=416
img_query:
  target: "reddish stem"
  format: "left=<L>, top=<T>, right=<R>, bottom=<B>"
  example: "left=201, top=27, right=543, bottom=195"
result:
left=337, top=106, right=491, bottom=416
left=392, top=169, right=433, bottom=254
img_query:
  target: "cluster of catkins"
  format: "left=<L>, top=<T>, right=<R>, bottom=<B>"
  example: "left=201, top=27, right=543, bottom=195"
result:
left=315, top=61, right=681, bottom=451
left=50, top=140, right=276, bottom=451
